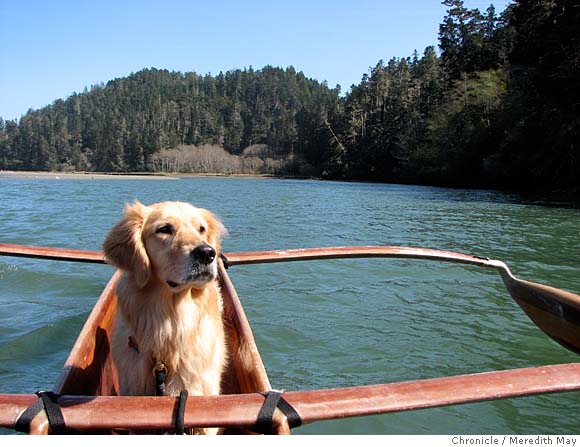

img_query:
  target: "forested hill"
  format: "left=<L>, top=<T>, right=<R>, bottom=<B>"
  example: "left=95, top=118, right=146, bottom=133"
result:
left=0, top=66, right=342, bottom=173
left=1, top=0, right=578, bottom=193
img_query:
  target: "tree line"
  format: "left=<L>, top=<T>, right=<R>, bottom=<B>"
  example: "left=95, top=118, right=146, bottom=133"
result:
left=0, top=66, right=339, bottom=175
left=0, top=0, right=578, bottom=192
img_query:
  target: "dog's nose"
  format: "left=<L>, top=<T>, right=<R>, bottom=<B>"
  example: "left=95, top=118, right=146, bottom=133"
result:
left=191, top=244, right=216, bottom=265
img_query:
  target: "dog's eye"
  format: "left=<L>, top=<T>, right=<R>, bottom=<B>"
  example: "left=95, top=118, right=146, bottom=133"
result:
left=199, top=225, right=206, bottom=234
left=156, top=224, right=173, bottom=235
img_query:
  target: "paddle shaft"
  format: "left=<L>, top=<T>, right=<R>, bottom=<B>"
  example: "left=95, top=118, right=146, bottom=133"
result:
left=0, top=243, right=105, bottom=264
left=0, top=243, right=502, bottom=268
left=3, top=242, right=580, bottom=355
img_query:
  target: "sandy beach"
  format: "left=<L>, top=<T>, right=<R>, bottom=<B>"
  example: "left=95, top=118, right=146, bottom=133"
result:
left=0, top=170, right=179, bottom=180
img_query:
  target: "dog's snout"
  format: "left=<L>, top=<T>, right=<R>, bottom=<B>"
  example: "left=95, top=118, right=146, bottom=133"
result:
left=191, top=244, right=216, bottom=265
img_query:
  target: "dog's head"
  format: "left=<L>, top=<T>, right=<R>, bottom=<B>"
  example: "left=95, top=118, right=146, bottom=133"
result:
left=103, top=201, right=226, bottom=291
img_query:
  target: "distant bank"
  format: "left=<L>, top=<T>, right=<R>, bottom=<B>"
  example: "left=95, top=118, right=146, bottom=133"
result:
left=0, top=170, right=295, bottom=181
left=0, top=170, right=178, bottom=180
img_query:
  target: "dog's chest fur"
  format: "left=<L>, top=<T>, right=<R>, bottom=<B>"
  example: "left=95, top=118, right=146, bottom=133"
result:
left=112, top=276, right=226, bottom=397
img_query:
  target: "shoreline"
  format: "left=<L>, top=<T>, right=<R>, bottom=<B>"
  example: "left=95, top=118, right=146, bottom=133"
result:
left=0, top=170, right=179, bottom=180
left=0, top=170, right=309, bottom=181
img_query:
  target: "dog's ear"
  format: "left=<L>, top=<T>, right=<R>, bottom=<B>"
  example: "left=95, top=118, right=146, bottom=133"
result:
left=200, top=209, right=227, bottom=254
left=103, top=201, right=151, bottom=288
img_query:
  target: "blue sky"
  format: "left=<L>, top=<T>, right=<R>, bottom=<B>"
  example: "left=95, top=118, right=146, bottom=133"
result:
left=0, top=0, right=512, bottom=121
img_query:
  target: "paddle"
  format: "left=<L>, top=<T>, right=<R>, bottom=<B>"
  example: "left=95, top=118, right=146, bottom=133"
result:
left=1, top=363, right=580, bottom=432
left=0, top=243, right=105, bottom=264
left=2, top=242, right=580, bottom=355
left=0, top=242, right=503, bottom=267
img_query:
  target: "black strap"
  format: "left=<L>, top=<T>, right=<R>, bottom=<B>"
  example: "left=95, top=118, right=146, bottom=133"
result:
left=275, top=395, right=302, bottom=429
left=14, top=396, right=44, bottom=433
left=174, top=390, right=188, bottom=435
left=155, top=368, right=167, bottom=396
left=255, top=390, right=302, bottom=434
left=219, top=253, right=230, bottom=269
left=15, top=391, right=67, bottom=434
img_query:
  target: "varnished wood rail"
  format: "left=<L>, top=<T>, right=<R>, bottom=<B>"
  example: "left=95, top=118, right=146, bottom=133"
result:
left=2, top=363, right=580, bottom=431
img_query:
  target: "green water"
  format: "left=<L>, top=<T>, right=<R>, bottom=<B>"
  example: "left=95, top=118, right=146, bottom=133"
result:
left=0, top=177, right=579, bottom=434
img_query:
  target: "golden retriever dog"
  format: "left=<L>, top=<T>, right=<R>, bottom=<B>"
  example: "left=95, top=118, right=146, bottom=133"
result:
left=103, top=201, right=227, bottom=434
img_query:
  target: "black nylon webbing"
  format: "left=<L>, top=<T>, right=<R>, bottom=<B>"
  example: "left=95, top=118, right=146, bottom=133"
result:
left=154, top=367, right=167, bottom=396
left=275, top=395, right=302, bottom=429
left=219, top=253, right=230, bottom=269
left=14, top=397, right=43, bottom=433
left=14, top=391, right=67, bottom=434
left=255, top=390, right=302, bottom=434
left=174, top=390, right=188, bottom=435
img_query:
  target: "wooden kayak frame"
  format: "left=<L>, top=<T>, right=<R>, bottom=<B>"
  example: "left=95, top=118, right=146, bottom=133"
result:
left=0, top=243, right=579, bottom=434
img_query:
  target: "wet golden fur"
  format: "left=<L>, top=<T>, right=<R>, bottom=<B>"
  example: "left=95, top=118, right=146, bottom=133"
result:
left=103, top=201, right=227, bottom=434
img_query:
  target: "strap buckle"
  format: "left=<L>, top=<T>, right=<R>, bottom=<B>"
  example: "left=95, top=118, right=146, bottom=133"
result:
left=153, top=361, right=168, bottom=396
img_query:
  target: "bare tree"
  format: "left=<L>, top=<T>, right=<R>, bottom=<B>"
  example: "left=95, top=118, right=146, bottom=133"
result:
left=150, top=144, right=312, bottom=176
